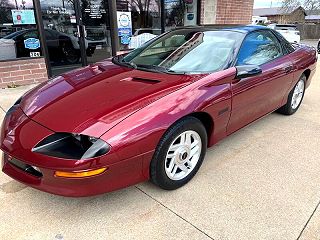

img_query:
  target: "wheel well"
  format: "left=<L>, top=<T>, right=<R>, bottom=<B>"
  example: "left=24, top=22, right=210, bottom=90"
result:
left=188, top=112, right=214, bottom=143
left=303, top=69, right=311, bottom=80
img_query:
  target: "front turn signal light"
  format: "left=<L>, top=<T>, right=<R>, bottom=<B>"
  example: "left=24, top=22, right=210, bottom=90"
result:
left=54, top=167, right=107, bottom=178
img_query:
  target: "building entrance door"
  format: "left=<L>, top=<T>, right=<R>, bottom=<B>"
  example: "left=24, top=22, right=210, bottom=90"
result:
left=39, top=0, right=112, bottom=76
left=80, top=0, right=112, bottom=65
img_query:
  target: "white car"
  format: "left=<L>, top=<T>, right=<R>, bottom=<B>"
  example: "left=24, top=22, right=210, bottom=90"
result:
left=133, top=28, right=161, bottom=36
left=268, top=24, right=300, bottom=43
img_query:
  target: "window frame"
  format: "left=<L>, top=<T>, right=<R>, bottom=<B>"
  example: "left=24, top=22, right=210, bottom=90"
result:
left=234, top=29, right=286, bottom=67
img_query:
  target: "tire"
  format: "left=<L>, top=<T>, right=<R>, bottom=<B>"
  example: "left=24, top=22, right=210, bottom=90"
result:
left=150, top=116, right=207, bottom=190
left=62, top=44, right=80, bottom=64
left=277, top=74, right=306, bottom=115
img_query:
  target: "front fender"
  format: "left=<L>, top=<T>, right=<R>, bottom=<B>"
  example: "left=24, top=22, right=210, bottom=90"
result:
left=100, top=67, right=236, bottom=166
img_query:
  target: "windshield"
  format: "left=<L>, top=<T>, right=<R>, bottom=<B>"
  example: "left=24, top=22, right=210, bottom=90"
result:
left=116, top=29, right=243, bottom=74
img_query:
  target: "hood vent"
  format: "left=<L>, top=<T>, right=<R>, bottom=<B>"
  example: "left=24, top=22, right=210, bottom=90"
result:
left=121, top=77, right=161, bottom=85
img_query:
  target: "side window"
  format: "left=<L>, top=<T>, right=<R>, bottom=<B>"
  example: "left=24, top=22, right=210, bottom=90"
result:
left=237, top=30, right=283, bottom=66
left=273, top=30, right=295, bottom=54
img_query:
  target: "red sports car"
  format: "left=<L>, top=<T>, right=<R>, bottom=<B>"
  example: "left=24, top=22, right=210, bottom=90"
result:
left=0, top=26, right=317, bottom=197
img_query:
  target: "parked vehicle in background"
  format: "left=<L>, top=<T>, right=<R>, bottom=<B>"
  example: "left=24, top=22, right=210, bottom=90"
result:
left=268, top=24, right=300, bottom=43
left=133, top=28, right=161, bottom=36
left=1, top=29, right=95, bottom=64
left=252, top=16, right=268, bottom=25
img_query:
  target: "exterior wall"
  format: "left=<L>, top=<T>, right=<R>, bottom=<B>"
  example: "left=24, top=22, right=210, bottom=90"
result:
left=0, top=58, right=48, bottom=88
left=215, top=0, right=254, bottom=24
left=201, top=0, right=254, bottom=24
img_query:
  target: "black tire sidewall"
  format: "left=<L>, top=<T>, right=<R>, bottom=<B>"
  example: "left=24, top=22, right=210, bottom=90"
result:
left=62, top=45, right=80, bottom=64
left=150, top=117, right=207, bottom=190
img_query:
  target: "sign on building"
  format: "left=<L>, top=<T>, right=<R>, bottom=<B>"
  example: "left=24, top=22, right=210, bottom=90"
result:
left=11, top=10, right=36, bottom=25
left=117, top=11, right=132, bottom=37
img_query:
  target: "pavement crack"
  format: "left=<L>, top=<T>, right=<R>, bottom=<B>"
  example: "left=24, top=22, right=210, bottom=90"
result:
left=296, top=199, right=320, bottom=240
left=0, top=105, right=6, bottom=113
left=135, top=186, right=214, bottom=240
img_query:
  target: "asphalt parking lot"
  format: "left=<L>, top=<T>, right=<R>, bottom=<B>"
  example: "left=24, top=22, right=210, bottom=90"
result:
left=0, top=41, right=319, bottom=240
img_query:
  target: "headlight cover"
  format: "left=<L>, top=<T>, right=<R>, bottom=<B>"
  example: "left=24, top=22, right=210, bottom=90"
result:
left=32, top=133, right=110, bottom=160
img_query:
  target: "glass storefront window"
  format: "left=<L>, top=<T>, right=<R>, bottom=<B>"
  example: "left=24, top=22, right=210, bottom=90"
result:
left=39, top=0, right=112, bottom=76
left=165, top=0, right=198, bottom=30
left=0, top=0, right=42, bottom=60
left=81, top=0, right=112, bottom=65
left=116, top=0, right=161, bottom=50
left=40, top=0, right=81, bottom=73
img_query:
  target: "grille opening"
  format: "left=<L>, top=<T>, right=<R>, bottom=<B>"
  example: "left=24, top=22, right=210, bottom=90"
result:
left=8, top=158, right=43, bottom=178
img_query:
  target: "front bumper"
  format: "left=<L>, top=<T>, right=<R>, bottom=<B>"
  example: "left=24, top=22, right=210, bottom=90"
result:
left=1, top=151, right=148, bottom=197
left=0, top=107, right=149, bottom=197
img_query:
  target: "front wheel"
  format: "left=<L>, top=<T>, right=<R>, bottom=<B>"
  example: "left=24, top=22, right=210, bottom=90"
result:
left=62, top=44, right=80, bottom=64
left=150, top=117, right=207, bottom=190
left=277, top=74, right=306, bottom=115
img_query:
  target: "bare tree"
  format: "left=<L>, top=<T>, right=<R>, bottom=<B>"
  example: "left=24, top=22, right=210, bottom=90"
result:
left=281, top=0, right=320, bottom=12
left=0, top=0, right=15, bottom=23
left=304, top=0, right=320, bottom=11
left=281, top=0, right=301, bottom=13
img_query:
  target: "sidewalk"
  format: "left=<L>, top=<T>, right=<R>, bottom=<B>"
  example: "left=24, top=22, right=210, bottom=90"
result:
left=0, top=63, right=319, bottom=240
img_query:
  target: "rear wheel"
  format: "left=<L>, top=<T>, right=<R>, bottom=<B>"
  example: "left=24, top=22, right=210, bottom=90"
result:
left=150, top=117, right=207, bottom=190
left=277, top=74, right=306, bottom=115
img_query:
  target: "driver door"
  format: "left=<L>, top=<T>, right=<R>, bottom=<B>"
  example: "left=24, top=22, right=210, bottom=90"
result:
left=227, top=30, right=294, bottom=134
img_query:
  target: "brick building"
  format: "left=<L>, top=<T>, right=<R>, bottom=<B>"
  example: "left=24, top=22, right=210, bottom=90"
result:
left=0, top=0, right=254, bottom=88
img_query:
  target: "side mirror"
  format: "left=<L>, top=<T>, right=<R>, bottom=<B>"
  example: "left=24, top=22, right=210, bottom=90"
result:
left=235, top=65, right=262, bottom=79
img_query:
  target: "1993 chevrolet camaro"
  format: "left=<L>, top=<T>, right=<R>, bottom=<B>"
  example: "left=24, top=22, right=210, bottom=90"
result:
left=0, top=26, right=317, bottom=196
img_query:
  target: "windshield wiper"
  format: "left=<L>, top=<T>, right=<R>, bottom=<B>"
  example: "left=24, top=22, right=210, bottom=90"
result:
left=135, top=64, right=185, bottom=75
left=112, top=55, right=137, bottom=69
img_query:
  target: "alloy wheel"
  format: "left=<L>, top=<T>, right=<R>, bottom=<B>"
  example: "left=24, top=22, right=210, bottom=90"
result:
left=291, top=79, right=305, bottom=110
left=165, top=130, right=202, bottom=181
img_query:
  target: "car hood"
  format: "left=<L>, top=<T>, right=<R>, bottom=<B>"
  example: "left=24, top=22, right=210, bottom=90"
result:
left=19, top=59, right=202, bottom=137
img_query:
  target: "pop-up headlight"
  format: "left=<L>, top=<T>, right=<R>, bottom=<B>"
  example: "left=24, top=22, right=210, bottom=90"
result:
left=32, top=133, right=110, bottom=160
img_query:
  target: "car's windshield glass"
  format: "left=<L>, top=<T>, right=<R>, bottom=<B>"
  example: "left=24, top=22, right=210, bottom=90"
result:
left=116, top=29, right=243, bottom=74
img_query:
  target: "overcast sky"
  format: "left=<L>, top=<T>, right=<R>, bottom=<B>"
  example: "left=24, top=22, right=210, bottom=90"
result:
left=254, top=0, right=282, bottom=8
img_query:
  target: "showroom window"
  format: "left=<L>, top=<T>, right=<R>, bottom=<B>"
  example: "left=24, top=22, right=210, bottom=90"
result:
left=116, top=0, right=161, bottom=50
left=165, top=0, right=198, bottom=30
left=0, top=0, right=42, bottom=60
left=115, top=0, right=199, bottom=51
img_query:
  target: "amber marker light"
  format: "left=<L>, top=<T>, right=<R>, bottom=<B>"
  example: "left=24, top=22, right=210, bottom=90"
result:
left=54, top=167, right=107, bottom=178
